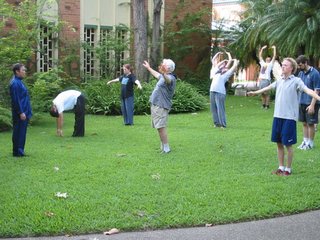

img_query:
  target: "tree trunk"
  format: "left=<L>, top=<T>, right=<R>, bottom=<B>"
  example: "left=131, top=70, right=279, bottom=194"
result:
left=150, top=0, right=163, bottom=71
left=132, top=0, right=148, bottom=82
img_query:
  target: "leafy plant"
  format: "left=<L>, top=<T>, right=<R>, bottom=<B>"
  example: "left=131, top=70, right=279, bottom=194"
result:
left=0, top=105, right=12, bottom=132
left=84, top=79, right=207, bottom=115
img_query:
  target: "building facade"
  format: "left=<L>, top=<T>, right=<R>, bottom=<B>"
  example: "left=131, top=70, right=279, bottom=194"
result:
left=2, top=0, right=212, bottom=80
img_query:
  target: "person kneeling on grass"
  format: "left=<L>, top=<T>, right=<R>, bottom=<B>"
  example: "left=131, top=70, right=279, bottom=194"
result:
left=247, top=57, right=320, bottom=176
left=49, top=90, right=86, bottom=137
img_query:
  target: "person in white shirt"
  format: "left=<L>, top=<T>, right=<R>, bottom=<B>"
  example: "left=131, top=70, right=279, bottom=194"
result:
left=257, top=45, right=276, bottom=109
left=49, top=90, right=85, bottom=137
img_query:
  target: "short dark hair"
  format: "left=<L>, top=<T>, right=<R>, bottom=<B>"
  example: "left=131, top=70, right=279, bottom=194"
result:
left=12, top=63, right=24, bottom=74
left=49, top=106, right=59, bottom=118
left=296, top=55, right=309, bottom=64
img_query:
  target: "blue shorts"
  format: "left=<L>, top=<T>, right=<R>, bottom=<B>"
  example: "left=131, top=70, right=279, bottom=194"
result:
left=271, top=118, right=297, bottom=146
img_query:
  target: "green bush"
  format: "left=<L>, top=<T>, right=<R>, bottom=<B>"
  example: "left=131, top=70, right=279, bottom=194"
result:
left=171, top=80, right=207, bottom=113
left=84, top=79, right=207, bottom=115
left=0, top=105, right=12, bottom=132
left=29, top=68, right=78, bottom=112
left=84, top=80, right=121, bottom=115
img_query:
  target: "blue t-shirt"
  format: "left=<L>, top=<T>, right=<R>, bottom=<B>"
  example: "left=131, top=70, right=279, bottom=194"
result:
left=298, top=67, right=320, bottom=105
left=119, top=73, right=136, bottom=98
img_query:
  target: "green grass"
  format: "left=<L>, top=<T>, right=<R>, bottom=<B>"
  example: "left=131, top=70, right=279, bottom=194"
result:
left=0, top=95, right=320, bottom=237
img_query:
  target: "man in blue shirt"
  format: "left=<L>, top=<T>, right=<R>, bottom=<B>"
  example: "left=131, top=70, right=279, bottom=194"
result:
left=9, top=63, right=32, bottom=157
left=296, top=55, right=320, bottom=150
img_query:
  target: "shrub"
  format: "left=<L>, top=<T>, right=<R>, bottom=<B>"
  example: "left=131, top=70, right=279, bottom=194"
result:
left=84, top=80, right=121, bottom=115
left=171, top=80, right=207, bottom=113
left=29, top=68, right=78, bottom=113
left=0, top=105, right=12, bottom=132
left=84, top=79, right=207, bottom=115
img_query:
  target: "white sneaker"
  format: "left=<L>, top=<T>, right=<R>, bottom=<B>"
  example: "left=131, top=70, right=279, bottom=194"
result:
left=297, top=141, right=306, bottom=149
left=302, top=144, right=312, bottom=150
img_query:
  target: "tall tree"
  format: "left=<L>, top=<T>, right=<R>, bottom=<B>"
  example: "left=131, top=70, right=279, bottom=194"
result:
left=132, top=0, right=148, bottom=82
left=150, top=0, right=163, bottom=70
left=229, top=0, right=320, bottom=66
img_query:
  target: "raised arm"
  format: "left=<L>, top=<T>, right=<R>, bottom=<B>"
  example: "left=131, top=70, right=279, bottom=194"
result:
left=225, top=51, right=233, bottom=69
left=247, top=84, right=273, bottom=96
left=304, top=87, right=320, bottom=102
left=229, top=59, right=239, bottom=73
left=143, top=61, right=160, bottom=79
left=270, top=45, right=277, bottom=63
left=211, top=52, right=222, bottom=66
left=107, top=78, right=119, bottom=85
left=259, top=45, right=267, bottom=61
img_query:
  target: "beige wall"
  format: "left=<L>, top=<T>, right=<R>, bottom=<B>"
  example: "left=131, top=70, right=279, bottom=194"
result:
left=82, top=0, right=131, bottom=27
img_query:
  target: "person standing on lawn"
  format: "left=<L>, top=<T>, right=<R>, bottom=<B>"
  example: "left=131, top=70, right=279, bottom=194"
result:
left=107, top=64, right=142, bottom=126
left=257, top=45, right=276, bottom=109
left=9, top=63, right=32, bottom=157
left=247, top=58, right=320, bottom=176
left=143, top=59, right=176, bottom=153
left=210, top=52, right=239, bottom=128
left=295, top=55, right=320, bottom=150
left=49, top=90, right=86, bottom=137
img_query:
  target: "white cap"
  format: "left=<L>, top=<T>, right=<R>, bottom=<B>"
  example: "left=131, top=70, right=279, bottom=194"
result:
left=163, top=59, right=175, bottom=73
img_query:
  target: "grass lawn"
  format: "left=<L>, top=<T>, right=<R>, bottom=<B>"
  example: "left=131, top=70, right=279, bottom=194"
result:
left=0, top=95, right=319, bottom=237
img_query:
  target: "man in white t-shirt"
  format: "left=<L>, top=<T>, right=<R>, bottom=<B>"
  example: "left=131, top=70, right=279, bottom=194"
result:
left=49, top=90, right=85, bottom=137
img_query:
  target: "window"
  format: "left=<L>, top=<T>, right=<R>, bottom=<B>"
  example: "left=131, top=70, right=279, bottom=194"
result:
left=38, top=24, right=57, bottom=72
left=99, top=27, right=113, bottom=78
left=83, top=26, right=97, bottom=79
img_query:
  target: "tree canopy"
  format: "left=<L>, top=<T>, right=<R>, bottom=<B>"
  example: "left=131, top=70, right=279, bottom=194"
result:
left=229, top=0, right=320, bottom=66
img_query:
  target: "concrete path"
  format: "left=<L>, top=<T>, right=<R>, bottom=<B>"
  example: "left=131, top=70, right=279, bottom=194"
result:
left=2, top=210, right=320, bottom=240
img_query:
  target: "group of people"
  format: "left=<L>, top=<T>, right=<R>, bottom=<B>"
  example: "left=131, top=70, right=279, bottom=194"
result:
left=8, top=50, right=320, bottom=177
left=208, top=47, right=320, bottom=176
left=8, top=59, right=177, bottom=157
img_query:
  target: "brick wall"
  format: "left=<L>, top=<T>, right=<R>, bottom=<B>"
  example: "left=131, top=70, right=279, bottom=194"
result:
left=163, top=0, right=212, bottom=77
left=58, top=0, right=81, bottom=76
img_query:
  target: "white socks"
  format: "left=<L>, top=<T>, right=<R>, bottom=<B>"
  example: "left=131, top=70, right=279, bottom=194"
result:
left=162, top=143, right=171, bottom=153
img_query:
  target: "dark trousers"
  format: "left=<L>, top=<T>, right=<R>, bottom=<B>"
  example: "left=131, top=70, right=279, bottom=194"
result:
left=12, top=117, right=29, bottom=156
left=73, top=94, right=85, bottom=137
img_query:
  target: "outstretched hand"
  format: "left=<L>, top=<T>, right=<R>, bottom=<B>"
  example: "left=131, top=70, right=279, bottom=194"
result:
left=247, top=91, right=255, bottom=96
left=142, top=61, right=150, bottom=70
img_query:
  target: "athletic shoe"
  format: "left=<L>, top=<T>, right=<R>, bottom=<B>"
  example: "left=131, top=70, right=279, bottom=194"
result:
left=302, top=144, right=312, bottom=150
left=161, top=149, right=171, bottom=154
left=297, top=141, right=306, bottom=149
left=272, top=169, right=284, bottom=175
left=283, top=171, right=292, bottom=176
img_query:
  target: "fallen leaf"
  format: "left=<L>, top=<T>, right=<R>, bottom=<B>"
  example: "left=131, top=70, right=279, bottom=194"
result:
left=136, top=211, right=146, bottom=217
left=103, top=228, right=120, bottom=235
left=55, top=192, right=68, bottom=198
left=116, top=153, right=127, bottom=157
left=151, top=173, right=161, bottom=180
left=44, top=211, right=54, bottom=217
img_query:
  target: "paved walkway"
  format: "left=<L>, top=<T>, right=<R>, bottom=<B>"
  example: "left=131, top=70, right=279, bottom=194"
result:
left=2, top=210, right=320, bottom=240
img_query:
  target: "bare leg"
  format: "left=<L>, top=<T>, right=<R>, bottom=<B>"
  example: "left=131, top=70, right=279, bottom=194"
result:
left=308, top=123, right=315, bottom=141
left=277, top=142, right=285, bottom=167
left=157, top=127, right=168, bottom=144
left=286, top=145, right=293, bottom=168
left=302, top=122, right=308, bottom=138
